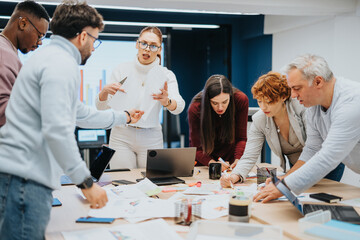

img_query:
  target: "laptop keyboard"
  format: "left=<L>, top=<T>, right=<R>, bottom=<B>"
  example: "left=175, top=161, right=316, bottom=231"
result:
left=303, top=204, right=343, bottom=220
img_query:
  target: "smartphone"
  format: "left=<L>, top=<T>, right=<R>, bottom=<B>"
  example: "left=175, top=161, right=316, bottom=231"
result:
left=52, top=198, right=62, bottom=207
left=76, top=217, right=115, bottom=224
left=112, top=179, right=136, bottom=186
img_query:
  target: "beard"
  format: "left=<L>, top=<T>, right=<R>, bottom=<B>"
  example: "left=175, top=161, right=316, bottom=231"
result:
left=80, top=54, right=90, bottom=65
left=79, top=42, right=92, bottom=65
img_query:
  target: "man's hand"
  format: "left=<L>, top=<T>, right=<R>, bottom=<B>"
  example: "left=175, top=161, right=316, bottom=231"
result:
left=253, top=181, right=283, bottom=203
left=81, top=184, right=108, bottom=209
left=127, top=109, right=145, bottom=124
left=220, top=174, right=240, bottom=188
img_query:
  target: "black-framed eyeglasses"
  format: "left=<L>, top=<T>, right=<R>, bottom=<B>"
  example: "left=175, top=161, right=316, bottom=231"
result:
left=86, top=32, right=102, bottom=49
left=137, top=40, right=160, bottom=52
left=23, top=17, right=46, bottom=41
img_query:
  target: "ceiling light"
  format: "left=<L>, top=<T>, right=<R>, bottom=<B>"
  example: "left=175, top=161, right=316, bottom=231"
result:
left=103, top=20, right=219, bottom=29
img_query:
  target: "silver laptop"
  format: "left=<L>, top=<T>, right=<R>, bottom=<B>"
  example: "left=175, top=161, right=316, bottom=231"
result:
left=141, top=147, right=196, bottom=185
left=271, top=173, right=360, bottom=224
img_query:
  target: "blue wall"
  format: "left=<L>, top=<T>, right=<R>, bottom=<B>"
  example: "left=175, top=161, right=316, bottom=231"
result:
left=169, top=15, right=272, bottom=162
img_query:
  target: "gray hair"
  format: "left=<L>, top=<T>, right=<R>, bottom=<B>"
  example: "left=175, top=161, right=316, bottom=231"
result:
left=285, top=54, right=333, bottom=84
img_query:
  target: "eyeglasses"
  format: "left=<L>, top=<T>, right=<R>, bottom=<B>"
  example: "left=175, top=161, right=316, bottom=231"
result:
left=22, top=17, right=46, bottom=41
left=137, top=40, right=160, bottom=52
left=86, top=32, right=102, bottom=49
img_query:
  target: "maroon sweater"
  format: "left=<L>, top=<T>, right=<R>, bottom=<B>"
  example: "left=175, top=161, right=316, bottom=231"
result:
left=188, top=91, right=249, bottom=166
left=0, top=35, right=22, bottom=127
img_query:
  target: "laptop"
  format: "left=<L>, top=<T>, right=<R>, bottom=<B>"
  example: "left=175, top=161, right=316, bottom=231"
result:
left=61, top=146, right=115, bottom=185
left=271, top=173, right=360, bottom=224
left=76, top=128, right=107, bottom=149
left=141, top=147, right=196, bottom=185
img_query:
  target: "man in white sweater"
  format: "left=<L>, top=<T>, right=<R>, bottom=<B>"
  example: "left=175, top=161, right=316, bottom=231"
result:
left=0, top=2, right=143, bottom=239
left=254, top=54, right=360, bottom=203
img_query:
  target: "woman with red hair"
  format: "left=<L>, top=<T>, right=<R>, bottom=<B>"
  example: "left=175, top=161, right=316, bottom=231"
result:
left=221, top=71, right=306, bottom=186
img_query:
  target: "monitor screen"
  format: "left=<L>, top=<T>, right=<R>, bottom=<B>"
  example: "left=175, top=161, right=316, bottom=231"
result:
left=76, top=129, right=107, bottom=149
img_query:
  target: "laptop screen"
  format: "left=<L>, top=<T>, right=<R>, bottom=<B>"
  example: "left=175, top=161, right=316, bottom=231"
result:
left=90, top=146, right=115, bottom=181
left=271, top=173, right=303, bottom=214
left=76, top=129, right=107, bottom=149
left=145, top=147, right=196, bottom=178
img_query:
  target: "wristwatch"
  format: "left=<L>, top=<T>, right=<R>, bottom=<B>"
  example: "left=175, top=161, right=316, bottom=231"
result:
left=76, top=176, right=93, bottom=189
left=164, top=98, right=172, bottom=108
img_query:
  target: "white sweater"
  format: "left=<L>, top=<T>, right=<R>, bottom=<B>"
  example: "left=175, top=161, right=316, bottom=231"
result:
left=96, top=57, right=185, bottom=128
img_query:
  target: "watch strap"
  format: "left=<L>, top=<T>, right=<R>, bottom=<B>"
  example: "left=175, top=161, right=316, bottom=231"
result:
left=76, top=176, right=93, bottom=189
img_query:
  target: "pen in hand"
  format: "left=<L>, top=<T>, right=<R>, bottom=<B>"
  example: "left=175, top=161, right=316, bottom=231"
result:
left=218, top=157, right=232, bottom=171
left=222, top=169, right=234, bottom=188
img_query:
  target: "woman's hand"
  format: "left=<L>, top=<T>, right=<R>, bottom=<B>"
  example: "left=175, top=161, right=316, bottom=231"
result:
left=99, top=82, right=125, bottom=101
left=208, top=159, right=230, bottom=171
left=152, top=81, right=169, bottom=106
left=220, top=174, right=240, bottom=188
left=230, top=159, right=240, bottom=169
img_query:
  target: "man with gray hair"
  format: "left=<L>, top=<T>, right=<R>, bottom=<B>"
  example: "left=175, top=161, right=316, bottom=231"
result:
left=254, top=54, right=360, bottom=203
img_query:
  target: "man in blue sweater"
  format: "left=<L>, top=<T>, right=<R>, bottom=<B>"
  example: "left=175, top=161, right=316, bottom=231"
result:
left=0, top=1, right=143, bottom=239
left=254, top=54, right=360, bottom=203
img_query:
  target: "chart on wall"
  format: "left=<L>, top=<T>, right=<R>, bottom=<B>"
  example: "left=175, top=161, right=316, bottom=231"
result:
left=19, top=38, right=164, bottom=108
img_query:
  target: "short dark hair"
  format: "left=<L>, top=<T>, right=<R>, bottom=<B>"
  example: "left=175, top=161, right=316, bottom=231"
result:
left=14, top=0, right=50, bottom=21
left=50, top=0, right=104, bottom=39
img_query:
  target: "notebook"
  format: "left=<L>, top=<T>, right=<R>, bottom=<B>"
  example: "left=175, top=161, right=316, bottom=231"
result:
left=271, top=173, right=360, bottom=224
left=61, top=146, right=115, bottom=185
left=142, top=147, right=196, bottom=186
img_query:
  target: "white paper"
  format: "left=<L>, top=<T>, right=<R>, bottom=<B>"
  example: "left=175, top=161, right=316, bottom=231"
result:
left=341, top=198, right=360, bottom=208
left=107, top=66, right=167, bottom=122
left=199, top=195, right=229, bottom=219
left=110, top=185, right=148, bottom=199
left=135, top=178, right=161, bottom=196
left=108, top=75, right=139, bottom=111
left=88, top=198, right=176, bottom=219
left=183, top=183, right=222, bottom=195
left=62, top=228, right=117, bottom=240
left=139, top=66, right=167, bottom=121
left=276, top=193, right=322, bottom=203
left=62, top=219, right=182, bottom=240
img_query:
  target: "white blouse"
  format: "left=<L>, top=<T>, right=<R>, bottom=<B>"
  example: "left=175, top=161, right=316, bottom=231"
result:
left=96, top=57, right=185, bottom=128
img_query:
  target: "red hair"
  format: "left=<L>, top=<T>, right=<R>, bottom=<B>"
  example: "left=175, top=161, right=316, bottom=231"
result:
left=251, top=71, right=291, bottom=102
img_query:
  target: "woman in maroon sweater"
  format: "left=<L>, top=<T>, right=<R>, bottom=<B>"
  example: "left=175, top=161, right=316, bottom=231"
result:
left=188, top=74, right=249, bottom=170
